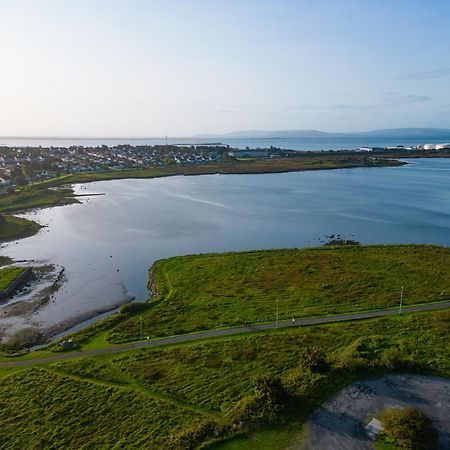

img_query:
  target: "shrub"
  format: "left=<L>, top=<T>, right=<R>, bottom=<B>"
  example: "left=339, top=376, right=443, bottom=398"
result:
left=381, top=347, right=407, bottom=370
left=380, top=407, right=437, bottom=450
left=334, top=339, right=371, bottom=372
left=119, top=301, right=151, bottom=315
left=227, top=374, right=288, bottom=425
left=283, top=368, right=326, bottom=396
left=167, top=419, right=222, bottom=449
left=300, top=347, right=330, bottom=373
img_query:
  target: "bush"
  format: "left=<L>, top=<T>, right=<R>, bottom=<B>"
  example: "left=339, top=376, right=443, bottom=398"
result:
left=166, top=419, right=222, bottom=449
left=381, top=347, right=407, bottom=370
left=283, top=367, right=326, bottom=396
left=228, top=374, right=288, bottom=425
left=119, top=301, right=151, bottom=315
left=300, top=347, right=330, bottom=373
left=380, top=407, right=437, bottom=450
left=334, top=339, right=372, bottom=372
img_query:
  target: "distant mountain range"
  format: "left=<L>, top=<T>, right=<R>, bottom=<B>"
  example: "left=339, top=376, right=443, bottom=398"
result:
left=195, top=128, right=450, bottom=139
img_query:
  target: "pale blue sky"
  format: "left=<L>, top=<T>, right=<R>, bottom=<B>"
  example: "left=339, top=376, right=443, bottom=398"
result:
left=1, top=0, right=449, bottom=136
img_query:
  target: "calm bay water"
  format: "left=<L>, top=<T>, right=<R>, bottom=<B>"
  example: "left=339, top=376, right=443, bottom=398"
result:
left=1, top=158, right=450, bottom=331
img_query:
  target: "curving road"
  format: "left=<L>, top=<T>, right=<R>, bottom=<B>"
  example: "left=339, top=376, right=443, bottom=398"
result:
left=1, top=300, right=449, bottom=368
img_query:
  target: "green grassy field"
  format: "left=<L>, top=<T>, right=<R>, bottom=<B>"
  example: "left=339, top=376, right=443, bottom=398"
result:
left=0, top=186, right=76, bottom=213
left=1, top=309, right=449, bottom=449
left=0, top=367, right=205, bottom=449
left=0, top=266, right=26, bottom=291
left=101, top=245, right=450, bottom=344
left=0, top=215, right=41, bottom=242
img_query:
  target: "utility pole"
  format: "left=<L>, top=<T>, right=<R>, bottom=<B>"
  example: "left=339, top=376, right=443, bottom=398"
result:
left=276, top=299, right=279, bottom=328
left=140, top=316, right=143, bottom=340
left=399, top=286, right=403, bottom=314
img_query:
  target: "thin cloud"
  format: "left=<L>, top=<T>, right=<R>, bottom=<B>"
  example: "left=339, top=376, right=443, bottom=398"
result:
left=382, top=93, right=432, bottom=104
left=289, top=93, right=431, bottom=116
left=396, top=68, right=450, bottom=81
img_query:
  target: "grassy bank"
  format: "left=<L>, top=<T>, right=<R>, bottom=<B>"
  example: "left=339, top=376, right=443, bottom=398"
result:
left=1, top=309, right=448, bottom=449
left=101, top=244, right=450, bottom=344
left=0, top=185, right=76, bottom=214
left=50, top=154, right=404, bottom=185
left=0, top=266, right=26, bottom=291
left=0, top=215, right=41, bottom=242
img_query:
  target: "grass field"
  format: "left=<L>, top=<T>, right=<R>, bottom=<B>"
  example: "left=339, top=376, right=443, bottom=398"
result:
left=0, top=215, right=41, bottom=242
left=0, top=186, right=76, bottom=214
left=0, top=367, right=205, bottom=449
left=1, top=309, right=449, bottom=449
left=0, top=266, right=26, bottom=291
left=102, top=245, right=450, bottom=344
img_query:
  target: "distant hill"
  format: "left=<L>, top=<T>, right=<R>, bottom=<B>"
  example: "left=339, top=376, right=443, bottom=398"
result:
left=195, top=129, right=336, bottom=139
left=194, top=128, right=450, bottom=139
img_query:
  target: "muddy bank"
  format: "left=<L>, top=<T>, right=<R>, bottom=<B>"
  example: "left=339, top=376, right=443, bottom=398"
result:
left=40, top=296, right=133, bottom=343
left=0, top=260, right=134, bottom=346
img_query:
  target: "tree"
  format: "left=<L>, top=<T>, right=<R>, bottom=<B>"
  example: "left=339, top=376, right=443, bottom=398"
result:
left=23, top=162, right=34, bottom=180
left=14, top=175, right=27, bottom=186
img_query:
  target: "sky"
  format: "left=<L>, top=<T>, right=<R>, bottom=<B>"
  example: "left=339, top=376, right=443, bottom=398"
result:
left=1, top=0, right=449, bottom=137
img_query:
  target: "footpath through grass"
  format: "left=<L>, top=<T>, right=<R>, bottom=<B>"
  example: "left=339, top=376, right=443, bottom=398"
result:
left=104, top=244, right=450, bottom=344
left=0, top=309, right=449, bottom=449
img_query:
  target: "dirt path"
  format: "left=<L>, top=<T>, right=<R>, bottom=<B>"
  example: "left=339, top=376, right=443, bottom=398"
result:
left=291, top=374, right=450, bottom=450
left=0, top=300, right=449, bottom=368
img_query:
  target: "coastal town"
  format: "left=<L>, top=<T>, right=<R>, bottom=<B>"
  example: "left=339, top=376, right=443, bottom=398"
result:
left=0, top=141, right=449, bottom=190
left=0, top=143, right=293, bottom=189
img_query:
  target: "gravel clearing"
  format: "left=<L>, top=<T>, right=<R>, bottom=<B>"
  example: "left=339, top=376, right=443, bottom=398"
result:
left=291, top=374, right=450, bottom=450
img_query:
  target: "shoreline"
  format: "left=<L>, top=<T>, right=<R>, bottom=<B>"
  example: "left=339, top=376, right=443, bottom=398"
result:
left=40, top=295, right=134, bottom=344
left=0, top=156, right=444, bottom=348
left=0, top=260, right=135, bottom=347
left=0, top=156, right=407, bottom=243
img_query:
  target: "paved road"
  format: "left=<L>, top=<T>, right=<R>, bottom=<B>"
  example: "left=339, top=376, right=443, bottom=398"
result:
left=1, top=301, right=449, bottom=368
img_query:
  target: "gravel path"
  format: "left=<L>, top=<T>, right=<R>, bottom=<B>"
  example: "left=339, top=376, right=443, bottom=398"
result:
left=293, top=374, right=450, bottom=450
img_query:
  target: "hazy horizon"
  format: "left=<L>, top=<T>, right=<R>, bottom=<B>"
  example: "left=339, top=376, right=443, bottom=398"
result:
left=2, top=127, right=450, bottom=141
left=1, top=1, right=450, bottom=137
